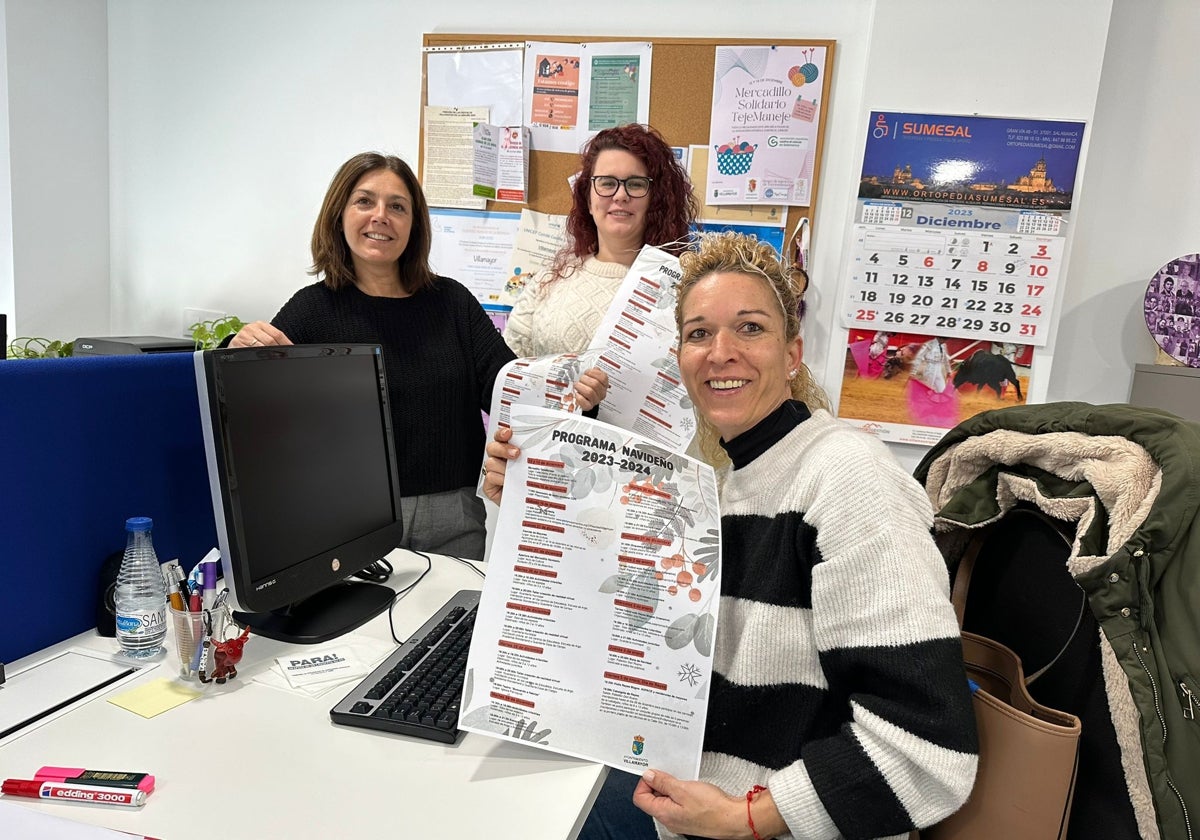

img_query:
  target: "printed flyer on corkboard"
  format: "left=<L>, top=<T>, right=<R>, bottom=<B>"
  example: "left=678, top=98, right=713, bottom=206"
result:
left=706, top=45, right=827, bottom=206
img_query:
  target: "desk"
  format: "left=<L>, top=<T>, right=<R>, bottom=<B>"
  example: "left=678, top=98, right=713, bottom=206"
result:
left=0, top=551, right=606, bottom=839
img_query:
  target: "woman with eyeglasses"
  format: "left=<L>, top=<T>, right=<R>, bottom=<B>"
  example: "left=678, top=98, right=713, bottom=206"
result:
left=503, top=123, right=698, bottom=358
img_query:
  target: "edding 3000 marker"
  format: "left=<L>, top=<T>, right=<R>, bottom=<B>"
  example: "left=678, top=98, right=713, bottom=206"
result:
left=1, top=778, right=147, bottom=807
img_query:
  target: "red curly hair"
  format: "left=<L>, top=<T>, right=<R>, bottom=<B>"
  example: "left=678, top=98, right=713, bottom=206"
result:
left=547, top=124, right=697, bottom=286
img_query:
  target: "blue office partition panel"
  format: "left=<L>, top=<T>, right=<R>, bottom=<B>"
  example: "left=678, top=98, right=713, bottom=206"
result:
left=0, top=353, right=217, bottom=663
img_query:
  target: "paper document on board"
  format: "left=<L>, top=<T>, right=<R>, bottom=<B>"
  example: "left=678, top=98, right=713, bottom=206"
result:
left=590, top=246, right=697, bottom=454
left=463, top=407, right=720, bottom=779
left=577, top=41, right=652, bottom=138
left=422, top=106, right=488, bottom=210
left=425, top=47, right=523, bottom=127
left=472, top=123, right=530, bottom=203
left=524, top=41, right=583, bottom=153
left=707, top=44, right=827, bottom=205
left=429, top=208, right=521, bottom=310
left=505, top=209, right=569, bottom=303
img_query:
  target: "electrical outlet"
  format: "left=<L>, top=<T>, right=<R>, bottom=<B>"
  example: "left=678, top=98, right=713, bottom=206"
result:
left=182, top=308, right=226, bottom=338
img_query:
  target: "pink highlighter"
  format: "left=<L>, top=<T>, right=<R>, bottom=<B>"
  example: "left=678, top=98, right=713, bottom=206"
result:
left=35, top=766, right=155, bottom=794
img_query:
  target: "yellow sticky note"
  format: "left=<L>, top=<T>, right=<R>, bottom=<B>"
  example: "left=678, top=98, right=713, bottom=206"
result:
left=108, top=678, right=202, bottom=718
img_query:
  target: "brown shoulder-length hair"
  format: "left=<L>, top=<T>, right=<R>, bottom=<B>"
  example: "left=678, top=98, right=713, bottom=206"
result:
left=309, top=152, right=435, bottom=293
left=675, top=231, right=829, bottom=468
left=547, top=124, right=698, bottom=286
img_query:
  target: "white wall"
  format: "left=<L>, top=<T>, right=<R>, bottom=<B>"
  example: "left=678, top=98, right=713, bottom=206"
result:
left=830, top=0, right=1114, bottom=470
left=1052, top=0, right=1200, bottom=405
left=9, top=0, right=1199, bottom=462
left=105, top=0, right=874, bottom=339
left=101, top=2, right=1130, bottom=424
left=0, top=2, right=13, bottom=332
left=3, top=0, right=108, bottom=341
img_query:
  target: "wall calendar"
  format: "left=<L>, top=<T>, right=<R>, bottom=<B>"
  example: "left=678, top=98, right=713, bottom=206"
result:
left=836, top=112, right=1085, bottom=445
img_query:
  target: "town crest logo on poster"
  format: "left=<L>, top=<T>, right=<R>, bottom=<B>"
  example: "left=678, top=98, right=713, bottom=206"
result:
left=632, top=735, right=645, bottom=756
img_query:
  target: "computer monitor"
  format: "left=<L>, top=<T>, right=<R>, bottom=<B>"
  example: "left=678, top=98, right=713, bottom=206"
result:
left=194, top=344, right=404, bottom=644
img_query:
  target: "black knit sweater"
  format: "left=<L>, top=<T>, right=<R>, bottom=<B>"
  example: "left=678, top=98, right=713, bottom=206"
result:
left=270, top=279, right=515, bottom=497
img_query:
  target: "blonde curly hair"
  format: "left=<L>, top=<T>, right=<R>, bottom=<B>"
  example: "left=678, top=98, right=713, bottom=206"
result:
left=675, top=231, right=830, bottom=467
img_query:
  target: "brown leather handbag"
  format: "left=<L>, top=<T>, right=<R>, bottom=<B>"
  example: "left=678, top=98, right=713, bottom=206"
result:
left=923, top=520, right=1083, bottom=840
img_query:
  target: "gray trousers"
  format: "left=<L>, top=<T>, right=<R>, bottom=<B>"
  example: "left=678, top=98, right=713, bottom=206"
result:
left=398, top=486, right=487, bottom=560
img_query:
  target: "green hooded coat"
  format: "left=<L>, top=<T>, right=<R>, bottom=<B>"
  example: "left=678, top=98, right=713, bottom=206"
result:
left=916, top=401, right=1198, bottom=840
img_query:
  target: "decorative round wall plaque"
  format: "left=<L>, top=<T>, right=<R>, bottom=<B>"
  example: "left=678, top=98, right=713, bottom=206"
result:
left=1143, top=253, right=1200, bottom=366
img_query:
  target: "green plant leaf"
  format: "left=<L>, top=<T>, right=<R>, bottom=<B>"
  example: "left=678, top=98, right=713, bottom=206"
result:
left=5, top=336, right=71, bottom=359
left=188, top=316, right=246, bottom=350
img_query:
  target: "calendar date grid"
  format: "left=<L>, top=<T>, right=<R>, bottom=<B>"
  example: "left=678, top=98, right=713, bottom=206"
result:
left=844, top=227, right=1063, bottom=345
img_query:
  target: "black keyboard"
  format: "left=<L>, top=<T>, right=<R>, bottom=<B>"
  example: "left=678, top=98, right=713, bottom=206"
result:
left=330, top=589, right=480, bottom=744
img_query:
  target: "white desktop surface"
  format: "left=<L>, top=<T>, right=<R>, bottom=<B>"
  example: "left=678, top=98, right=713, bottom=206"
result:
left=0, top=551, right=606, bottom=839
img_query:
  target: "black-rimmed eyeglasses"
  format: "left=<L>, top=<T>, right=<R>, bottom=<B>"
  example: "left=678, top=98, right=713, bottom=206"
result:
left=590, top=175, right=652, bottom=198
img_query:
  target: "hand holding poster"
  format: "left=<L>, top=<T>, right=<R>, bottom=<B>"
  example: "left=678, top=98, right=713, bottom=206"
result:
left=461, top=408, right=720, bottom=778
left=487, top=349, right=605, bottom=437
left=479, top=350, right=604, bottom=499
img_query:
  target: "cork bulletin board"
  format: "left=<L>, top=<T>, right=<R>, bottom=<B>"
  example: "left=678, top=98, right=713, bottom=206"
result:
left=420, top=33, right=837, bottom=249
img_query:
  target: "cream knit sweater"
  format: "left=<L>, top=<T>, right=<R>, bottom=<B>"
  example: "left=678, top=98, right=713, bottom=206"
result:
left=503, top=256, right=628, bottom=357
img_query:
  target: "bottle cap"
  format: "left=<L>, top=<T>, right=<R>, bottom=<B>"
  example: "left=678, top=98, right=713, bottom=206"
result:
left=125, top=517, right=153, bottom=531
left=1, top=779, right=41, bottom=797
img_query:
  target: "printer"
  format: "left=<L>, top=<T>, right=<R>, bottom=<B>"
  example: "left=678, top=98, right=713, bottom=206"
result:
left=73, top=335, right=195, bottom=356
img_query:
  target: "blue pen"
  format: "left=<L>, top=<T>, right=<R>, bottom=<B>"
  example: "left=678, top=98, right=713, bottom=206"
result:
left=190, top=619, right=206, bottom=673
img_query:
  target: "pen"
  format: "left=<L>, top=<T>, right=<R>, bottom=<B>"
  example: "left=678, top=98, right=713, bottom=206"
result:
left=179, top=577, right=196, bottom=612
left=1, top=778, right=147, bottom=807
left=162, top=560, right=185, bottom=612
left=190, top=611, right=208, bottom=673
left=201, top=557, right=219, bottom=612
left=194, top=632, right=210, bottom=676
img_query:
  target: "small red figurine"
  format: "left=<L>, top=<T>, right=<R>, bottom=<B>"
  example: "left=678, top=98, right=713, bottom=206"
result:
left=199, top=625, right=251, bottom=684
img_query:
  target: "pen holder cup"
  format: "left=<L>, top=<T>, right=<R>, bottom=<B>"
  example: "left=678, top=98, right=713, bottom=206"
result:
left=169, top=605, right=206, bottom=680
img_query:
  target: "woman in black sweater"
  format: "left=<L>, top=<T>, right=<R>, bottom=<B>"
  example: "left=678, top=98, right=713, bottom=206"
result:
left=230, top=152, right=606, bottom=559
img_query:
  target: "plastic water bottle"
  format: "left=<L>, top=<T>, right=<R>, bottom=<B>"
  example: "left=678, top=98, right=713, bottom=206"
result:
left=114, top=516, right=168, bottom=658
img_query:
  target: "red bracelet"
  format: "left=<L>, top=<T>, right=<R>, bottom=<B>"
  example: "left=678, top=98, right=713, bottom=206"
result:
left=746, top=784, right=767, bottom=840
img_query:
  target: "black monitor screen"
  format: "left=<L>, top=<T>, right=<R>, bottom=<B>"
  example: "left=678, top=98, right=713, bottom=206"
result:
left=220, top=353, right=393, bottom=576
left=195, top=344, right=403, bottom=644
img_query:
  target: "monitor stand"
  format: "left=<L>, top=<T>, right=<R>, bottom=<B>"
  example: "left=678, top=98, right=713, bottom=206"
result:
left=232, top=580, right=394, bottom=645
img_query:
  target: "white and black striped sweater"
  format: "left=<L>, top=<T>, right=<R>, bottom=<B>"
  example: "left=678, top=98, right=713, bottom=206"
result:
left=664, top=405, right=978, bottom=840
